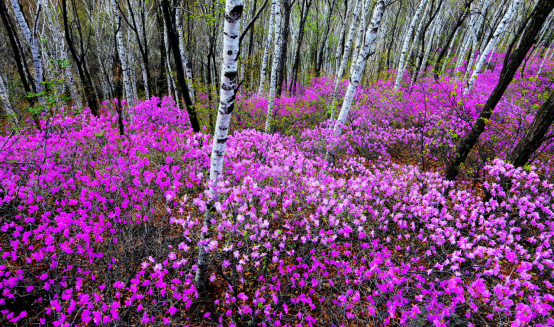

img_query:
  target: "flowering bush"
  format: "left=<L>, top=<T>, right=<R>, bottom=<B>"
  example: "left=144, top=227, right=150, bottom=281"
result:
left=1, top=54, right=554, bottom=326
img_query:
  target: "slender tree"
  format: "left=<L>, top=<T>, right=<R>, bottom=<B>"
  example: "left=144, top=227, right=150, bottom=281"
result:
left=393, top=0, right=428, bottom=91
left=195, top=0, right=243, bottom=287
left=264, top=0, right=282, bottom=134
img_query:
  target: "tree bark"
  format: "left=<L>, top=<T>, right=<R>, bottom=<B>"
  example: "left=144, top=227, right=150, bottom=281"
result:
left=0, top=0, right=32, bottom=96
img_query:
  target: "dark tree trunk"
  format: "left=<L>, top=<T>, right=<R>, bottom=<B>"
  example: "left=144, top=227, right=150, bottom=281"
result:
left=161, top=0, right=200, bottom=133
left=386, top=1, right=403, bottom=70
left=445, top=0, right=554, bottom=181
left=276, top=0, right=292, bottom=97
left=315, top=0, right=337, bottom=76
left=247, top=0, right=258, bottom=59
left=290, top=0, right=312, bottom=94
left=509, top=90, right=554, bottom=168
left=156, top=6, right=167, bottom=98
left=62, top=0, right=99, bottom=116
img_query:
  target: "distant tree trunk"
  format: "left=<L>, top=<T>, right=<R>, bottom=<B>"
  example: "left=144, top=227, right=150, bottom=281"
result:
left=62, top=0, right=99, bottom=116
left=194, top=0, right=243, bottom=287
left=162, top=17, right=175, bottom=100
left=161, top=0, right=201, bottom=132
left=0, top=73, right=17, bottom=123
left=434, top=0, right=475, bottom=77
left=44, top=1, right=82, bottom=108
left=125, top=0, right=151, bottom=99
left=333, top=0, right=352, bottom=76
left=466, top=0, right=521, bottom=93
left=385, top=0, right=402, bottom=70
left=508, top=89, right=554, bottom=168
left=445, top=0, right=554, bottom=181
left=417, top=3, right=441, bottom=78
left=258, top=1, right=275, bottom=93
left=393, top=0, right=428, bottom=91
left=325, top=0, right=386, bottom=163
left=264, top=0, right=282, bottom=134
left=176, top=9, right=195, bottom=104
left=315, top=0, right=338, bottom=76
left=289, top=0, right=312, bottom=94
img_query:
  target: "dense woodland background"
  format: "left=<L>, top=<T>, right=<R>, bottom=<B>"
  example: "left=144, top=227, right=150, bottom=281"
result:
left=2, top=0, right=554, bottom=326
left=0, top=0, right=551, bottom=125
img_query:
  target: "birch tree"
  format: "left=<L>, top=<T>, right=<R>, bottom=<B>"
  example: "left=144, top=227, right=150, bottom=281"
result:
left=195, top=0, right=243, bottom=287
left=466, top=0, right=521, bottom=93
left=112, top=0, right=133, bottom=102
left=176, top=11, right=195, bottom=104
left=325, top=0, right=387, bottom=163
left=393, top=0, right=427, bottom=91
left=330, top=0, right=362, bottom=118
left=264, top=0, right=282, bottom=134
left=258, top=1, right=275, bottom=93
left=11, top=0, right=46, bottom=106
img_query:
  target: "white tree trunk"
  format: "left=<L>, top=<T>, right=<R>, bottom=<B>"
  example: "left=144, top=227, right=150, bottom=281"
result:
left=176, top=11, right=195, bottom=104
left=393, top=0, right=427, bottom=91
left=466, top=0, right=521, bottom=93
left=112, top=0, right=133, bottom=101
left=11, top=0, right=46, bottom=107
left=331, top=0, right=362, bottom=117
left=350, top=0, right=371, bottom=74
left=10, top=0, right=32, bottom=43
left=0, top=74, right=18, bottom=124
left=537, top=42, right=554, bottom=76
left=194, top=0, right=243, bottom=286
left=325, top=0, right=386, bottom=162
left=163, top=20, right=175, bottom=100
left=127, top=28, right=139, bottom=102
left=45, top=0, right=82, bottom=108
left=418, top=4, right=441, bottom=77
left=264, top=0, right=282, bottom=134
left=135, top=1, right=150, bottom=99
left=258, top=1, right=275, bottom=93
